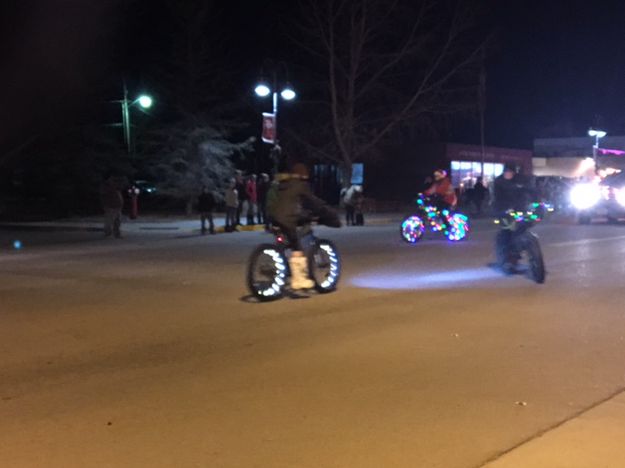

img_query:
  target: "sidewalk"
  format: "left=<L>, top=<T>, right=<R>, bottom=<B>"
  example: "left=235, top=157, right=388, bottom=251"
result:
left=0, top=212, right=405, bottom=234
left=482, top=388, right=625, bottom=467
left=0, top=211, right=567, bottom=235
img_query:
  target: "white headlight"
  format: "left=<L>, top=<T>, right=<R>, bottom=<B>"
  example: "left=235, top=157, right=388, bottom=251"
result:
left=570, top=183, right=601, bottom=210
left=615, top=187, right=625, bottom=207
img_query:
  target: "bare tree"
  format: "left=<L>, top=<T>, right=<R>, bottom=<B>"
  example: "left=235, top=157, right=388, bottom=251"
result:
left=292, top=0, right=488, bottom=184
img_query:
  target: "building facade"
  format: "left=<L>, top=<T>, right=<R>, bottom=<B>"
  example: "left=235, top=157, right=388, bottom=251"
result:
left=533, top=136, right=625, bottom=178
left=312, top=142, right=532, bottom=203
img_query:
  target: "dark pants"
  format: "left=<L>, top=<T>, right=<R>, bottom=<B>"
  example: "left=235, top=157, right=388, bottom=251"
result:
left=226, top=207, right=237, bottom=232
left=434, top=199, right=453, bottom=214
left=345, top=205, right=355, bottom=226
left=495, top=229, right=518, bottom=267
left=473, top=197, right=485, bottom=214
left=200, top=211, right=214, bottom=234
left=273, top=222, right=300, bottom=250
left=236, top=201, right=246, bottom=225
left=355, top=211, right=364, bottom=226
left=257, top=201, right=267, bottom=225
left=104, top=209, right=122, bottom=238
left=246, top=201, right=256, bottom=225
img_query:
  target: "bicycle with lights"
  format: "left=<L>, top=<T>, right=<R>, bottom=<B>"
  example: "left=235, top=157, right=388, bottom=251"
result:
left=246, top=223, right=341, bottom=302
left=400, top=194, right=470, bottom=244
left=494, top=202, right=552, bottom=284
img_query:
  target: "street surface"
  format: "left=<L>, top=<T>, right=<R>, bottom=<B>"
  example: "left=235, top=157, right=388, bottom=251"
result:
left=2, top=218, right=625, bottom=467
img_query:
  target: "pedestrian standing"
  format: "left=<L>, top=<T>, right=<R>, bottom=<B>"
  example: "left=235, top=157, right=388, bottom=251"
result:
left=341, top=185, right=356, bottom=226
left=198, top=186, right=216, bottom=235
left=100, top=174, right=124, bottom=238
left=353, top=185, right=365, bottom=225
left=257, top=173, right=270, bottom=226
left=472, top=177, right=488, bottom=215
left=246, top=174, right=258, bottom=225
left=235, top=170, right=247, bottom=226
left=224, top=178, right=239, bottom=232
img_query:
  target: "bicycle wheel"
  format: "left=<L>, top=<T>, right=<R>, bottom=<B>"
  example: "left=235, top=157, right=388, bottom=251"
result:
left=494, top=229, right=509, bottom=267
left=246, top=244, right=288, bottom=301
left=446, top=213, right=470, bottom=241
left=400, top=216, right=425, bottom=243
left=308, top=239, right=341, bottom=293
left=523, top=233, right=546, bottom=284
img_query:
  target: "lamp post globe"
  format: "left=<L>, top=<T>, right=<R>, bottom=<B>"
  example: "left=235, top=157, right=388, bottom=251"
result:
left=281, top=87, right=296, bottom=101
left=255, top=83, right=271, bottom=97
left=588, top=129, right=607, bottom=139
left=588, top=128, right=607, bottom=171
left=138, top=95, right=153, bottom=109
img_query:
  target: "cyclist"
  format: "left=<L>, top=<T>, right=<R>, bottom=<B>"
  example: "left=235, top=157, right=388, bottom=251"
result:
left=493, top=163, right=533, bottom=273
left=268, top=161, right=341, bottom=289
left=424, top=169, right=457, bottom=211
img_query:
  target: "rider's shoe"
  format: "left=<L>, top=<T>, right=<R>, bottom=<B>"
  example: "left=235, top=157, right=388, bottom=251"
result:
left=289, top=254, right=315, bottom=290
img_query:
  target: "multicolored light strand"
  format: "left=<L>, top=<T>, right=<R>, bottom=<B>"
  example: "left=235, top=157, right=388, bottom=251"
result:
left=402, top=195, right=469, bottom=243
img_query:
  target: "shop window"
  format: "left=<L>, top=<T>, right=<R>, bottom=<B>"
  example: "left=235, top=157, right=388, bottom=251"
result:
left=450, top=161, right=503, bottom=189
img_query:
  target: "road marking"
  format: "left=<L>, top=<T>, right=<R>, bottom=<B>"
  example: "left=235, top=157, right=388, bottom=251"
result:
left=549, top=234, right=625, bottom=248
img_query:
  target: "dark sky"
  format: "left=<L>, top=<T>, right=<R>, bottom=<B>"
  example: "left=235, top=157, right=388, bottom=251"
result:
left=484, top=0, right=625, bottom=147
left=2, top=0, right=625, bottom=153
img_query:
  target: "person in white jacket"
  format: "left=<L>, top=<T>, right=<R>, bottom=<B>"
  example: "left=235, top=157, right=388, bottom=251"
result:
left=224, top=178, right=239, bottom=232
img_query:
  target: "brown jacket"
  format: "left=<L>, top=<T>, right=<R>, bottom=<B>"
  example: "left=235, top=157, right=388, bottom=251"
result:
left=100, top=180, right=124, bottom=210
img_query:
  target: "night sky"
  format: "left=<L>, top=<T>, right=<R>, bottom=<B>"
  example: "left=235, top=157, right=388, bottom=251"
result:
left=3, top=0, right=625, bottom=154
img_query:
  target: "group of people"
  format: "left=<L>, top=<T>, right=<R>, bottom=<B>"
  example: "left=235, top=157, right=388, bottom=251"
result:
left=204, top=171, right=370, bottom=235
left=198, top=171, right=272, bottom=234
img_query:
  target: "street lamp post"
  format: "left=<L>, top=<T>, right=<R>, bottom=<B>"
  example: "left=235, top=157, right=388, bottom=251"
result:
left=120, top=80, right=153, bottom=155
left=254, top=63, right=296, bottom=173
left=588, top=128, right=607, bottom=173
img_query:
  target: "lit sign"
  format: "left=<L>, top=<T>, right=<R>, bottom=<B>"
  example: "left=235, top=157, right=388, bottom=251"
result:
left=597, top=148, right=625, bottom=156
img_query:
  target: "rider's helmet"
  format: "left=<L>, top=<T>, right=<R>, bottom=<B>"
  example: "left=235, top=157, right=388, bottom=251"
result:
left=503, top=163, right=517, bottom=174
left=503, top=163, right=517, bottom=180
left=433, top=169, right=447, bottom=181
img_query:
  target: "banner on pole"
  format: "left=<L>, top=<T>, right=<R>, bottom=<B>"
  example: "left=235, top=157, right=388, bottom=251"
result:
left=261, top=112, right=276, bottom=144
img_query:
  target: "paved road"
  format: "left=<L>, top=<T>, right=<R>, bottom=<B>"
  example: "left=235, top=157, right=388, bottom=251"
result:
left=1, top=219, right=625, bottom=467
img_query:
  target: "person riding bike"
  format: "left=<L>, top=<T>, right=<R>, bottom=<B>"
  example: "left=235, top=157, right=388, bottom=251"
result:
left=267, top=161, right=341, bottom=290
left=493, top=163, right=534, bottom=273
left=424, top=169, right=457, bottom=212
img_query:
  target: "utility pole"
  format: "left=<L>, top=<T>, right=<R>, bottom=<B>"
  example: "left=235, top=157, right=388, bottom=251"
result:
left=478, top=50, right=487, bottom=178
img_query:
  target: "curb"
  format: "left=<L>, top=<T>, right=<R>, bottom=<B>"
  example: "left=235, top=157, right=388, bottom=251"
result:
left=215, top=225, right=267, bottom=234
left=0, top=218, right=412, bottom=234
left=0, top=223, right=104, bottom=233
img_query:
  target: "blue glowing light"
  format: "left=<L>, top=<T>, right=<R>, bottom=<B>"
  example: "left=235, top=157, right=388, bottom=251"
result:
left=351, top=267, right=501, bottom=290
left=13, top=240, right=22, bottom=250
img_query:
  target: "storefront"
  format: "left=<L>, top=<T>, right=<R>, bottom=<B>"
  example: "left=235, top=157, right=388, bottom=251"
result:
left=445, top=143, right=532, bottom=190
left=450, top=161, right=504, bottom=189
left=312, top=142, right=532, bottom=203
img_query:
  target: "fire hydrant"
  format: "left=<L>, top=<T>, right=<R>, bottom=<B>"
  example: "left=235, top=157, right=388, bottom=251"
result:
left=128, top=185, right=140, bottom=219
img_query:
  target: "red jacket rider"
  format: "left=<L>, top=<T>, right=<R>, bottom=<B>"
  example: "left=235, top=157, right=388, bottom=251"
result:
left=424, top=169, right=457, bottom=207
